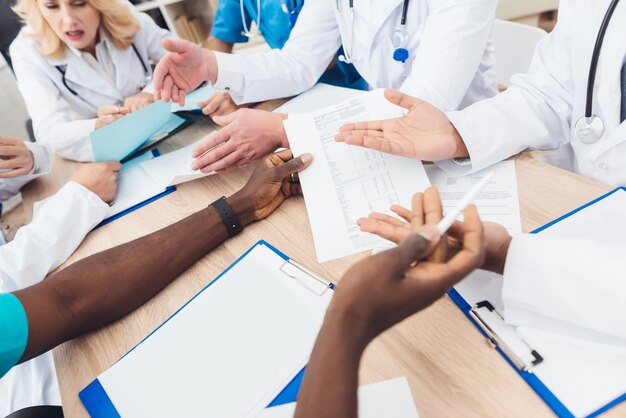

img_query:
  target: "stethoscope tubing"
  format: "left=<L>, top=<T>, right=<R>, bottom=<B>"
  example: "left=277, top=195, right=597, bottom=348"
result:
left=584, top=0, right=620, bottom=118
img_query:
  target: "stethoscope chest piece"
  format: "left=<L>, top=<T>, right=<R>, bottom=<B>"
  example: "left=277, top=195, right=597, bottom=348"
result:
left=391, top=29, right=409, bottom=63
left=575, top=115, right=605, bottom=144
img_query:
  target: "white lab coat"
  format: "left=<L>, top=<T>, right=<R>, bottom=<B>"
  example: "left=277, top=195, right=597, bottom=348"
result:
left=10, top=8, right=171, bottom=162
left=0, top=181, right=110, bottom=416
left=0, top=142, right=50, bottom=204
left=214, top=0, right=498, bottom=111
left=444, top=0, right=626, bottom=186
left=441, top=0, right=626, bottom=343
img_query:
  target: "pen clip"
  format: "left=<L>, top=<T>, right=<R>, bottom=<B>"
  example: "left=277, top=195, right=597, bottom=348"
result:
left=469, top=301, right=544, bottom=372
left=280, top=259, right=331, bottom=296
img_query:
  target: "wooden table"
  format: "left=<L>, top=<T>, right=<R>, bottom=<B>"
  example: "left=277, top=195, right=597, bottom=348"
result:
left=21, top=110, right=624, bottom=417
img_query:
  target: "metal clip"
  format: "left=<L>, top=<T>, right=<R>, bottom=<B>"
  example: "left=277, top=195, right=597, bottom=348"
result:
left=279, top=259, right=331, bottom=296
left=470, top=301, right=543, bottom=372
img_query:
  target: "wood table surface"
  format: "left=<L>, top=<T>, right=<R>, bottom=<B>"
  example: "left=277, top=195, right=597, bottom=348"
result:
left=21, top=105, right=624, bottom=418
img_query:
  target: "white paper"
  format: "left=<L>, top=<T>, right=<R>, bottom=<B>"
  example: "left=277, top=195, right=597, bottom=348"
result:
left=258, top=377, right=419, bottom=418
left=274, top=83, right=364, bottom=114
left=140, top=136, right=215, bottom=187
left=426, top=161, right=522, bottom=313
left=285, top=89, right=431, bottom=263
left=107, top=152, right=168, bottom=218
left=513, top=190, right=626, bottom=417
left=95, top=243, right=333, bottom=418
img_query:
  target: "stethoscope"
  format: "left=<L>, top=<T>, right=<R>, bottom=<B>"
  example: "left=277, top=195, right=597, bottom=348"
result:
left=56, top=43, right=150, bottom=96
left=574, top=0, right=620, bottom=144
left=240, top=0, right=301, bottom=38
left=337, top=0, right=411, bottom=66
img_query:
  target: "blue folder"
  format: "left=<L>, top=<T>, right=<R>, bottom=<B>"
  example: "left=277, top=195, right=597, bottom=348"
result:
left=79, top=240, right=333, bottom=417
left=448, top=187, right=626, bottom=418
left=95, top=149, right=176, bottom=229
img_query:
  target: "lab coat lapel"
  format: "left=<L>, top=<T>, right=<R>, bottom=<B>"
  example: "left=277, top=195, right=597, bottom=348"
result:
left=49, top=51, right=122, bottom=104
left=113, top=44, right=144, bottom=97
left=362, top=0, right=403, bottom=53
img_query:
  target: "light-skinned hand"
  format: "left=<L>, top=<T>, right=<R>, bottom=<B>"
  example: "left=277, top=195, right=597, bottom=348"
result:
left=335, top=89, right=469, bottom=161
left=198, top=91, right=248, bottom=117
left=70, top=162, right=121, bottom=203
left=190, top=109, right=288, bottom=173
left=95, top=105, right=129, bottom=129
left=123, top=92, right=155, bottom=113
left=153, top=39, right=218, bottom=106
left=0, top=137, right=35, bottom=178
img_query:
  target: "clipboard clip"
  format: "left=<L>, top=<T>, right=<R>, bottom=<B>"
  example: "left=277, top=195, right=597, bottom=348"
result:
left=279, top=259, right=331, bottom=296
left=469, top=301, right=544, bottom=372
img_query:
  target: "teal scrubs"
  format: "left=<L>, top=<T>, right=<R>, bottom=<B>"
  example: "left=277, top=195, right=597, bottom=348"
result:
left=210, top=0, right=368, bottom=90
left=0, top=293, right=28, bottom=378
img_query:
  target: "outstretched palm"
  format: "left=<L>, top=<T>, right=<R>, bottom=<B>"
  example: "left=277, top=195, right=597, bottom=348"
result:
left=335, top=89, right=466, bottom=161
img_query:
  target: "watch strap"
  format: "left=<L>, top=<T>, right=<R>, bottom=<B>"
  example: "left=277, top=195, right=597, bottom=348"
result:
left=210, top=196, right=243, bottom=237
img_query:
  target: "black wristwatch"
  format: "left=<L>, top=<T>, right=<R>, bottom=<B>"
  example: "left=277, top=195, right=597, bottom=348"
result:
left=210, top=196, right=243, bottom=237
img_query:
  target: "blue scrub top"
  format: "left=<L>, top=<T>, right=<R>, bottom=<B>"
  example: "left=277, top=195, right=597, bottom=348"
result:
left=210, top=0, right=367, bottom=90
left=0, top=293, right=28, bottom=378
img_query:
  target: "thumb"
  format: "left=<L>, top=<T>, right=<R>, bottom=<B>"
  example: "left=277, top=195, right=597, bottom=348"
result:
left=384, top=89, right=420, bottom=111
left=104, top=161, right=122, bottom=172
left=161, top=38, right=189, bottom=54
left=212, top=111, right=238, bottom=127
left=272, top=153, right=313, bottom=180
left=390, top=225, right=440, bottom=273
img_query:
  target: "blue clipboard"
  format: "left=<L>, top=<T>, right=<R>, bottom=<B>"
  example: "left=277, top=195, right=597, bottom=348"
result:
left=95, top=149, right=176, bottom=229
left=79, top=240, right=333, bottom=417
left=448, top=187, right=626, bottom=418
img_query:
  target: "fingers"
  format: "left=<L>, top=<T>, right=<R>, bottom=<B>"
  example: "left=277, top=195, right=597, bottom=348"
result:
left=443, top=205, right=484, bottom=285
left=0, top=137, right=22, bottom=146
left=193, top=142, right=238, bottom=173
left=272, top=152, right=313, bottom=180
left=161, top=75, right=174, bottom=103
left=191, top=130, right=232, bottom=169
left=337, top=119, right=384, bottom=134
left=103, top=161, right=122, bottom=172
left=410, top=192, right=425, bottom=231
left=391, top=204, right=411, bottom=223
left=274, top=149, right=295, bottom=163
left=381, top=230, right=435, bottom=278
left=162, top=38, right=189, bottom=54
left=207, top=150, right=249, bottom=173
left=423, top=187, right=445, bottom=262
left=384, top=89, right=419, bottom=110
left=97, top=105, right=128, bottom=117
left=212, top=111, right=238, bottom=127
left=357, top=215, right=410, bottom=244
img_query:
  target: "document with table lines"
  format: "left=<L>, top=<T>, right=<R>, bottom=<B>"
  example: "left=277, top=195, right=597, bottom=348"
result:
left=140, top=136, right=215, bottom=187
left=285, top=89, right=430, bottom=263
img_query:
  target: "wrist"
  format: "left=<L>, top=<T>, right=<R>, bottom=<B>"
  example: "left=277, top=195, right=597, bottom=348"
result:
left=325, top=301, right=376, bottom=350
left=275, top=113, right=289, bottom=148
left=204, top=50, right=218, bottom=85
left=450, top=124, right=469, bottom=158
left=226, top=192, right=255, bottom=227
left=493, top=236, right=513, bottom=275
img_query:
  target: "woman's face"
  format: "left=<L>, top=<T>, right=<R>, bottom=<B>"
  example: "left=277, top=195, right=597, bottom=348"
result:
left=38, top=0, right=101, bottom=53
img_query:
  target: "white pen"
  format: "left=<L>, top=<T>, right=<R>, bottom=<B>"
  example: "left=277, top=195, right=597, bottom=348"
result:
left=436, top=170, right=495, bottom=235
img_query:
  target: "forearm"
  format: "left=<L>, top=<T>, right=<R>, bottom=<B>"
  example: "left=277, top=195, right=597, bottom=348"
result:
left=16, top=193, right=251, bottom=361
left=203, top=36, right=234, bottom=53
left=295, top=313, right=369, bottom=418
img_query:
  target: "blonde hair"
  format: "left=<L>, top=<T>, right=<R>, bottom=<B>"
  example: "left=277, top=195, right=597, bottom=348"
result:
left=13, top=0, right=140, bottom=59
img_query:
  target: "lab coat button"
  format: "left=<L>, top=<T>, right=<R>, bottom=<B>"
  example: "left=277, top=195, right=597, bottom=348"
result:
left=596, top=162, right=609, bottom=172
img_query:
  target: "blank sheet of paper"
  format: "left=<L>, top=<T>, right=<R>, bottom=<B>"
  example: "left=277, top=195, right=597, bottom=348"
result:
left=285, top=89, right=430, bottom=263
left=93, top=243, right=332, bottom=418
left=107, top=151, right=168, bottom=218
